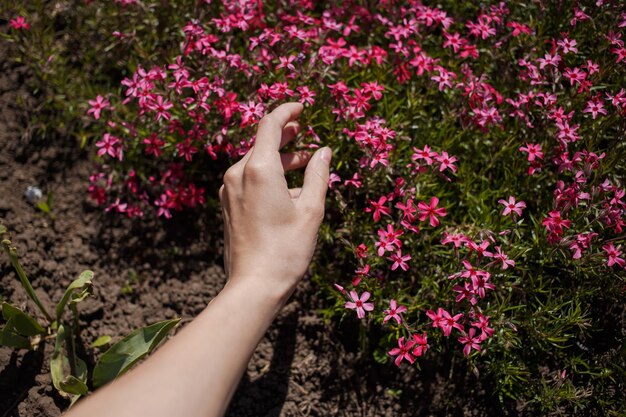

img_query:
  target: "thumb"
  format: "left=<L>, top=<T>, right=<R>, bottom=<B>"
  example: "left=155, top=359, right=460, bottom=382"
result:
left=298, top=147, right=331, bottom=213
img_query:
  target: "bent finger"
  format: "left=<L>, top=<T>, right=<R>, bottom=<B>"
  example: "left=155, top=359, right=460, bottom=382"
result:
left=298, top=147, right=332, bottom=215
left=280, top=121, right=301, bottom=148
left=281, top=151, right=311, bottom=172
left=253, top=102, right=304, bottom=159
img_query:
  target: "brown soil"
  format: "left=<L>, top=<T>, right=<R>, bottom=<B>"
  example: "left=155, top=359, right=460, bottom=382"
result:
left=0, top=45, right=502, bottom=417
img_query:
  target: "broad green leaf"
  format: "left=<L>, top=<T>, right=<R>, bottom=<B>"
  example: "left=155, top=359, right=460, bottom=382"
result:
left=0, top=319, right=31, bottom=349
left=2, top=302, right=45, bottom=336
left=59, top=376, right=88, bottom=396
left=51, top=324, right=89, bottom=399
left=51, top=324, right=68, bottom=394
left=56, top=270, right=94, bottom=322
left=1, top=239, right=53, bottom=322
left=90, top=335, right=112, bottom=348
left=0, top=225, right=6, bottom=234
left=92, top=318, right=180, bottom=388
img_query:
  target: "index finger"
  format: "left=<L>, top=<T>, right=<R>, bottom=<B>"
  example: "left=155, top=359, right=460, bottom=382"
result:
left=252, top=102, right=304, bottom=159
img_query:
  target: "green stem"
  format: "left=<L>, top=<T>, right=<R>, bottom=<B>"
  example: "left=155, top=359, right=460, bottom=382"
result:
left=1, top=239, right=53, bottom=323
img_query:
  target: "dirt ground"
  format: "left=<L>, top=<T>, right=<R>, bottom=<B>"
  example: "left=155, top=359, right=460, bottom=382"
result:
left=0, top=44, right=504, bottom=417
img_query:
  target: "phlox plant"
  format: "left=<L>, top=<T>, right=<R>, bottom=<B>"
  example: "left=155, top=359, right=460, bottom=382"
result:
left=12, top=0, right=626, bottom=413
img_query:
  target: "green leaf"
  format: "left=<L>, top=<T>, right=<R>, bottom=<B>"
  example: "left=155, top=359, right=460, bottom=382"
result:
left=37, top=201, right=50, bottom=213
left=2, top=302, right=45, bottom=336
left=90, top=335, right=112, bottom=348
left=51, top=324, right=68, bottom=394
left=51, top=324, right=89, bottom=399
left=56, top=270, right=94, bottom=322
left=92, top=318, right=180, bottom=388
left=0, top=224, right=6, bottom=234
left=0, top=319, right=32, bottom=349
left=59, top=376, right=88, bottom=396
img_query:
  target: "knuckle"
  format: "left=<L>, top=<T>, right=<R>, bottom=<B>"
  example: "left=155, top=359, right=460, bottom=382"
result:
left=222, top=167, right=239, bottom=185
left=302, top=202, right=324, bottom=219
left=244, top=161, right=269, bottom=180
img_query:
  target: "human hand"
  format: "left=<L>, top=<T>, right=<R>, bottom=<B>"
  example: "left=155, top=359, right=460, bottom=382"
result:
left=219, top=102, right=331, bottom=298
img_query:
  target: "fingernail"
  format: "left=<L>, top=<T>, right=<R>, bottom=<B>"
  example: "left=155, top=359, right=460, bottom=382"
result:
left=320, top=147, right=332, bottom=164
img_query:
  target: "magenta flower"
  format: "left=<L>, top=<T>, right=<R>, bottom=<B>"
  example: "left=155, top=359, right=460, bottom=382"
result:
left=389, top=250, right=411, bottom=271
left=383, top=299, right=407, bottom=324
left=418, top=197, right=447, bottom=227
left=96, top=133, right=121, bottom=159
left=411, top=333, right=429, bottom=357
left=603, top=244, right=625, bottom=268
left=365, top=195, right=392, bottom=222
left=435, top=151, right=458, bottom=172
left=87, top=95, right=110, bottom=120
left=426, top=307, right=464, bottom=336
left=583, top=97, right=607, bottom=119
left=458, top=328, right=482, bottom=356
left=542, top=211, right=572, bottom=235
left=345, top=291, right=374, bottom=319
left=9, top=16, right=30, bottom=30
left=388, top=336, right=416, bottom=366
left=498, top=196, right=526, bottom=217
left=493, top=246, right=515, bottom=269
left=442, top=232, right=470, bottom=248
left=471, top=314, right=494, bottom=340
left=519, top=143, right=543, bottom=162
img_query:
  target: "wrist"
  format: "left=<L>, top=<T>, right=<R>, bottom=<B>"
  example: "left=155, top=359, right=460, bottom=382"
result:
left=221, top=274, right=296, bottom=313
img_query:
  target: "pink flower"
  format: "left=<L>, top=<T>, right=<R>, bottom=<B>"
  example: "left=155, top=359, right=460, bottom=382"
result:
left=389, top=250, right=411, bottom=271
left=345, top=290, right=374, bottom=319
left=150, top=95, right=174, bottom=122
left=388, top=336, right=416, bottom=366
left=603, top=244, right=625, bottom=268
left=471, top=314, right=494, bottom=340
left=239, top=101, right=264, bottom=126
left=458, top=328, right=482, bottom=356
left=442, top=233, right=470, bottom=248
left=537, top=53, right=561, bottom=69
left=365, top=195, right=392, bottom=222
left=328, top=173, right=341, bottom=188
left=542, top=211, right=572, bottom=235
left=375, top=224, right=403, bottom=256
left=383, top=299, right=407, bottom=324
left=426, top=307, right=464, bottom=336
left=296, top=86, right=316, bottom=106
left=411, top=145, right=438, bottom=165
left=519, top=143, right=544, bottom=162
left=435, top=151, right=458, bottom=172
left=493, top=246, right=515, bottom=269
left=9, top=16, right=30, bottom=30
left=498, top=196, right=526, bottom=217
left=418, top=197, right=447, bottom=227
left=583, top=97, right=607, bottom=120
left=96, top=133, right=121, bottom=159
left=87, top=95, right=110, bottom=120
left=411, top=333, right=429, bottom=357
left=557, top=37, right=578, bottom=54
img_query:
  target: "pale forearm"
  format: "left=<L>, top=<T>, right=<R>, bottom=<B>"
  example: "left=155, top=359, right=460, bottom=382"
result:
left=67, top=279, right=291, bottom=417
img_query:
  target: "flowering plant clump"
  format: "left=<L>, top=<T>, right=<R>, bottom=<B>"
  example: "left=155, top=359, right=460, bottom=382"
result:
left=83, top=0, right=626, bottom=410
left=8, top=0, right=626, bottom=412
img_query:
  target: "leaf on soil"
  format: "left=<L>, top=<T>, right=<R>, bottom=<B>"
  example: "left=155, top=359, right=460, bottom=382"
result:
left=92, top=318, right=181, bottom=388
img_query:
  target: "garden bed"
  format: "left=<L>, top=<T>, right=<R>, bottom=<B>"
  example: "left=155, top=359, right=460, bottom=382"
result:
left=0, top=43, right=503, bottom=417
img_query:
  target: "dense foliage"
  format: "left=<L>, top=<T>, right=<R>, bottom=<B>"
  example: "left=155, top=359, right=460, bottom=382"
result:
left=4, top=0, right=626, bottom=415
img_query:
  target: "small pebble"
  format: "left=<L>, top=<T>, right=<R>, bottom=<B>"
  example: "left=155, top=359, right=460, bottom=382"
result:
left=24, top=186, right=43, bottom=204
